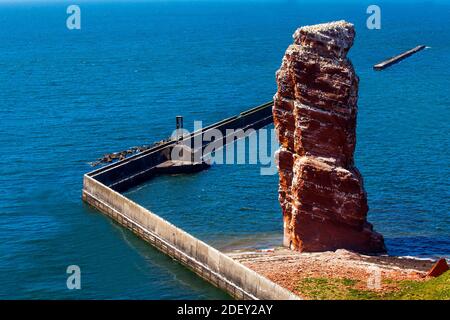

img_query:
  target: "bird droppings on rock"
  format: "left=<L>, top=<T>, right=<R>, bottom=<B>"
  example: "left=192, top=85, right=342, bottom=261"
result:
left=273, top=21, right=386, bottom=254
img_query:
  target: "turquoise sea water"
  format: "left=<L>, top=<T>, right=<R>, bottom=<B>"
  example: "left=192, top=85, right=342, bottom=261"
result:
left=0, top=1, right=449, bottom=299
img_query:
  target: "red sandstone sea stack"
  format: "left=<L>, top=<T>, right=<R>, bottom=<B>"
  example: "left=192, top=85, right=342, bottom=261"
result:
left=273, top=21, right=386, bottom=254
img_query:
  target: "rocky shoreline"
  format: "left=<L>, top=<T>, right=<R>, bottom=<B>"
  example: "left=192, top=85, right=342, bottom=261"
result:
left=227, top=247, right=448, bottom=299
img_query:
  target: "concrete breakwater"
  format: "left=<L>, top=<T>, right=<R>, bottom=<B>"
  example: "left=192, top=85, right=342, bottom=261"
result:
left=373, top=45, right=426, bottom=70
left=82, top=101, right=299, bottom=300
left=89, top=101, right=273, bottom=192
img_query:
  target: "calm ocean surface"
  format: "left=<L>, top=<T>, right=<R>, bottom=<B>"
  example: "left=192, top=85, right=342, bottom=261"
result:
left=0, top=0, right=448, bottom=299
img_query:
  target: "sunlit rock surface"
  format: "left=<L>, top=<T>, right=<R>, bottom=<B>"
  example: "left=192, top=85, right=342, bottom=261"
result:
left=274, top=21, right=386, bottom=253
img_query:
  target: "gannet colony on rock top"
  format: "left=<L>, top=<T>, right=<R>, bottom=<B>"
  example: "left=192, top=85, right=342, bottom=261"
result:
left=273, top=20, right=386, bottom=254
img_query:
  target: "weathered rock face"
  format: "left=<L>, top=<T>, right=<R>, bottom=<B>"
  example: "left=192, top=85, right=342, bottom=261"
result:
left=274, top=21, right=386, bottom=254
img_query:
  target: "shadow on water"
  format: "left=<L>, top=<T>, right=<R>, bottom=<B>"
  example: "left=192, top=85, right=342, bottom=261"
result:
left=106, top=217, right=232, bottom=300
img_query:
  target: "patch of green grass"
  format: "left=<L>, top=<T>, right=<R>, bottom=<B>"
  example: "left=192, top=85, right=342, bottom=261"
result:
left=297, top=277, right=372, bottom=300
left=342, top=278, right=357, bottom=286
left=296, top=271, right=450, bottom=300
left=391, top=272, right=450, bottom=300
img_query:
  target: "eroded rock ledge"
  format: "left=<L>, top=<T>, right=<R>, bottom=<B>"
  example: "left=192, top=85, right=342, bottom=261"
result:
left=273, top=21, right=386, bottom=253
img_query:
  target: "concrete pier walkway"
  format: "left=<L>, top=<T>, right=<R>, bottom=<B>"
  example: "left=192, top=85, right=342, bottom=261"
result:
left=82, top=101, right=300, bottom=300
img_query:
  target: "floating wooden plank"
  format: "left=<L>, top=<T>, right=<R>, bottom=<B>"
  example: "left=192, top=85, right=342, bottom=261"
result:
left=374, top=45, right=426, bottom=70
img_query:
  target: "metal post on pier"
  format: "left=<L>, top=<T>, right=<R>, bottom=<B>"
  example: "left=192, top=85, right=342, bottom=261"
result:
left=175, top=116, right=184, bottom=141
